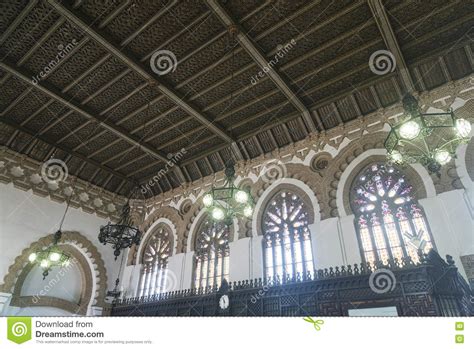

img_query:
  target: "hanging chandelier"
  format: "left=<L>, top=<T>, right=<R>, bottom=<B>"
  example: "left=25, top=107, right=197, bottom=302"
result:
left=384, top=93, right=471, bottom=173
left=98, top=199, right=142, bottom=259
left=202, top=162, right=254, bottom=226
left=28, top=188, right=73, bottom=280
left=28, top=230, right=70, bottom=280
left=201, top=27, right=253, bottom=225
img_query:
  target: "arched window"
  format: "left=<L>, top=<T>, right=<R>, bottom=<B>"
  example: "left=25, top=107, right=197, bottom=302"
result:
left=137, top=225, right=171, bottom=297
left=351, top=163, right=434, bottom=265
left=193, top=219, right=229, bottom=289
left=262, top=191, right=314, bottom=280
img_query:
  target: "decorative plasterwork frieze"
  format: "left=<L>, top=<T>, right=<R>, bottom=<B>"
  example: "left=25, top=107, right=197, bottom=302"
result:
left=143, top=75, right=474, bottom=214
left=118, top=75, right=474, bottom=265
left=0, top=147, right=126, bottom=220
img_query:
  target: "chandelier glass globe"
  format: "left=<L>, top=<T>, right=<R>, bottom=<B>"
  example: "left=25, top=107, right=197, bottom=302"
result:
left=234, top=190, right=249, bottom=204
left=49, top=252, right=61, bottom=262
left=385, top=94, right=472, bottom=174
left=399, top=120, right=421, bottom=140
left=212, top=207, right=225, bottom=221
left=202, top=162, right=254, bottom=226
left=455, top=118, right=471, bottom=138
left=434, top=150, right=451, bottom=165
left=243, top=205, right=253, bottom=217
left=28, top=230, right=71, bottom=279
left=203, top=193, right=213, bottom=207
left=388, top=150, right=403, bottom=164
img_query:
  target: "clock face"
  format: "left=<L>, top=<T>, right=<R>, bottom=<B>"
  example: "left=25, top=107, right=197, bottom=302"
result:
left=219, top=295, right=229, bottom=309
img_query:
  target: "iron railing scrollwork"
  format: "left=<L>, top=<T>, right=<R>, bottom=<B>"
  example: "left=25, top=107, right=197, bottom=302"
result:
left=111, top=250, right=473, bottom=316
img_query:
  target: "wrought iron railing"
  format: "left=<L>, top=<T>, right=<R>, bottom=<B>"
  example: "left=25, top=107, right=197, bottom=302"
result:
left=111, top=250, right=473, bottom=316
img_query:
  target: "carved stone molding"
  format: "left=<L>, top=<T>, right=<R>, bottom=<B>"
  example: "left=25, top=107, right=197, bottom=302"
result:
left=127, top=205, right=183, bottom=265
left=0, top=231, right=108, bottom=310
left=10, top=244, right=91, bottom=315
left=465, top=139, right=474, bottom=183
left=0, top=147, right=126, bottom=220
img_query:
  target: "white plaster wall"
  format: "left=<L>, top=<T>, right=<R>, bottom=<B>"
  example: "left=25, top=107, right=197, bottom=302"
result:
left=229, top=238, right=251, bottom=281
left=312, top=218, right=342, bottom=270
left=339, top=215, right=362, bottom=266
left=21, top=263, right=82, bottom=303
left=250, top=235, right=263, bottom=279
left=182, top=251, right=194, bottom=289
left=0, top=183, right=120, bottom=311
left=168, top=253, right=185, bottom=290
left=121, top=263, right=140, bottom=298
left=420, top=190, right=474, bottom=280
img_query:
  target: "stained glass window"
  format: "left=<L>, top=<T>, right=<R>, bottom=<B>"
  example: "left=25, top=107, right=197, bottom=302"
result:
left=351, top=163, right=434, bottom=264
left=137, top=226, right=172, bottom=297
left=193, top=219, right=229, bottom=289
left=262, top=191, right=314, bottom=280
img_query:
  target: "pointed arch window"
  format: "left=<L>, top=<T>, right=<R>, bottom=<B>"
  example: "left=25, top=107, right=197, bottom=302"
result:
left=193, top=219, right=229, bottom=290
left=351, top=163, right=434, bottom=265
left=137, top=225, right=172, bottom=297
left=262, top=191, right=314, bottom=280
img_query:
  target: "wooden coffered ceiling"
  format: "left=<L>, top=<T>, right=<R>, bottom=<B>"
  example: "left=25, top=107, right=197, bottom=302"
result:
left=0, top=0, right=473, bottom=197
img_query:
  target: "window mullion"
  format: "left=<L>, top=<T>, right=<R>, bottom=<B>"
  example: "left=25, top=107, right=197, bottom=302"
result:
left=299, top=227, right=307, bottom=278
left=221, top=247, right=226, bottom=283
left=366, top=215, right=380, bottom=264
left=213, top=249, right=219, bottom=288
left=271, top=234, right=277, bottom=280
left=151, top=261, right=158, bottom=295
left=280, top=224, right=287, bottom=280
left=376, top=208, right=394, bottom=262
left=394, top=217, right=409, bottom=259
left=160, top=266, right=167, bottom=293
left=143, top=264, right=151, bottom=297
left=137, top=264, right=146, bottom=297
left=205, top=245, right=212, bottom=290
left=289, top=225, right=296, bottom=279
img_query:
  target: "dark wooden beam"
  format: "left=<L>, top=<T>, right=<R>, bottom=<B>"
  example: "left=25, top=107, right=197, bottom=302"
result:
left=205, top=0, right=316, bottom=133
left=368, top=0, right=416, bottom=93
left=0, top=118, right=135, bottom=184
left=47, top=0, right=235, bottom=144
left=0, top=60, right=169, bottom=163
